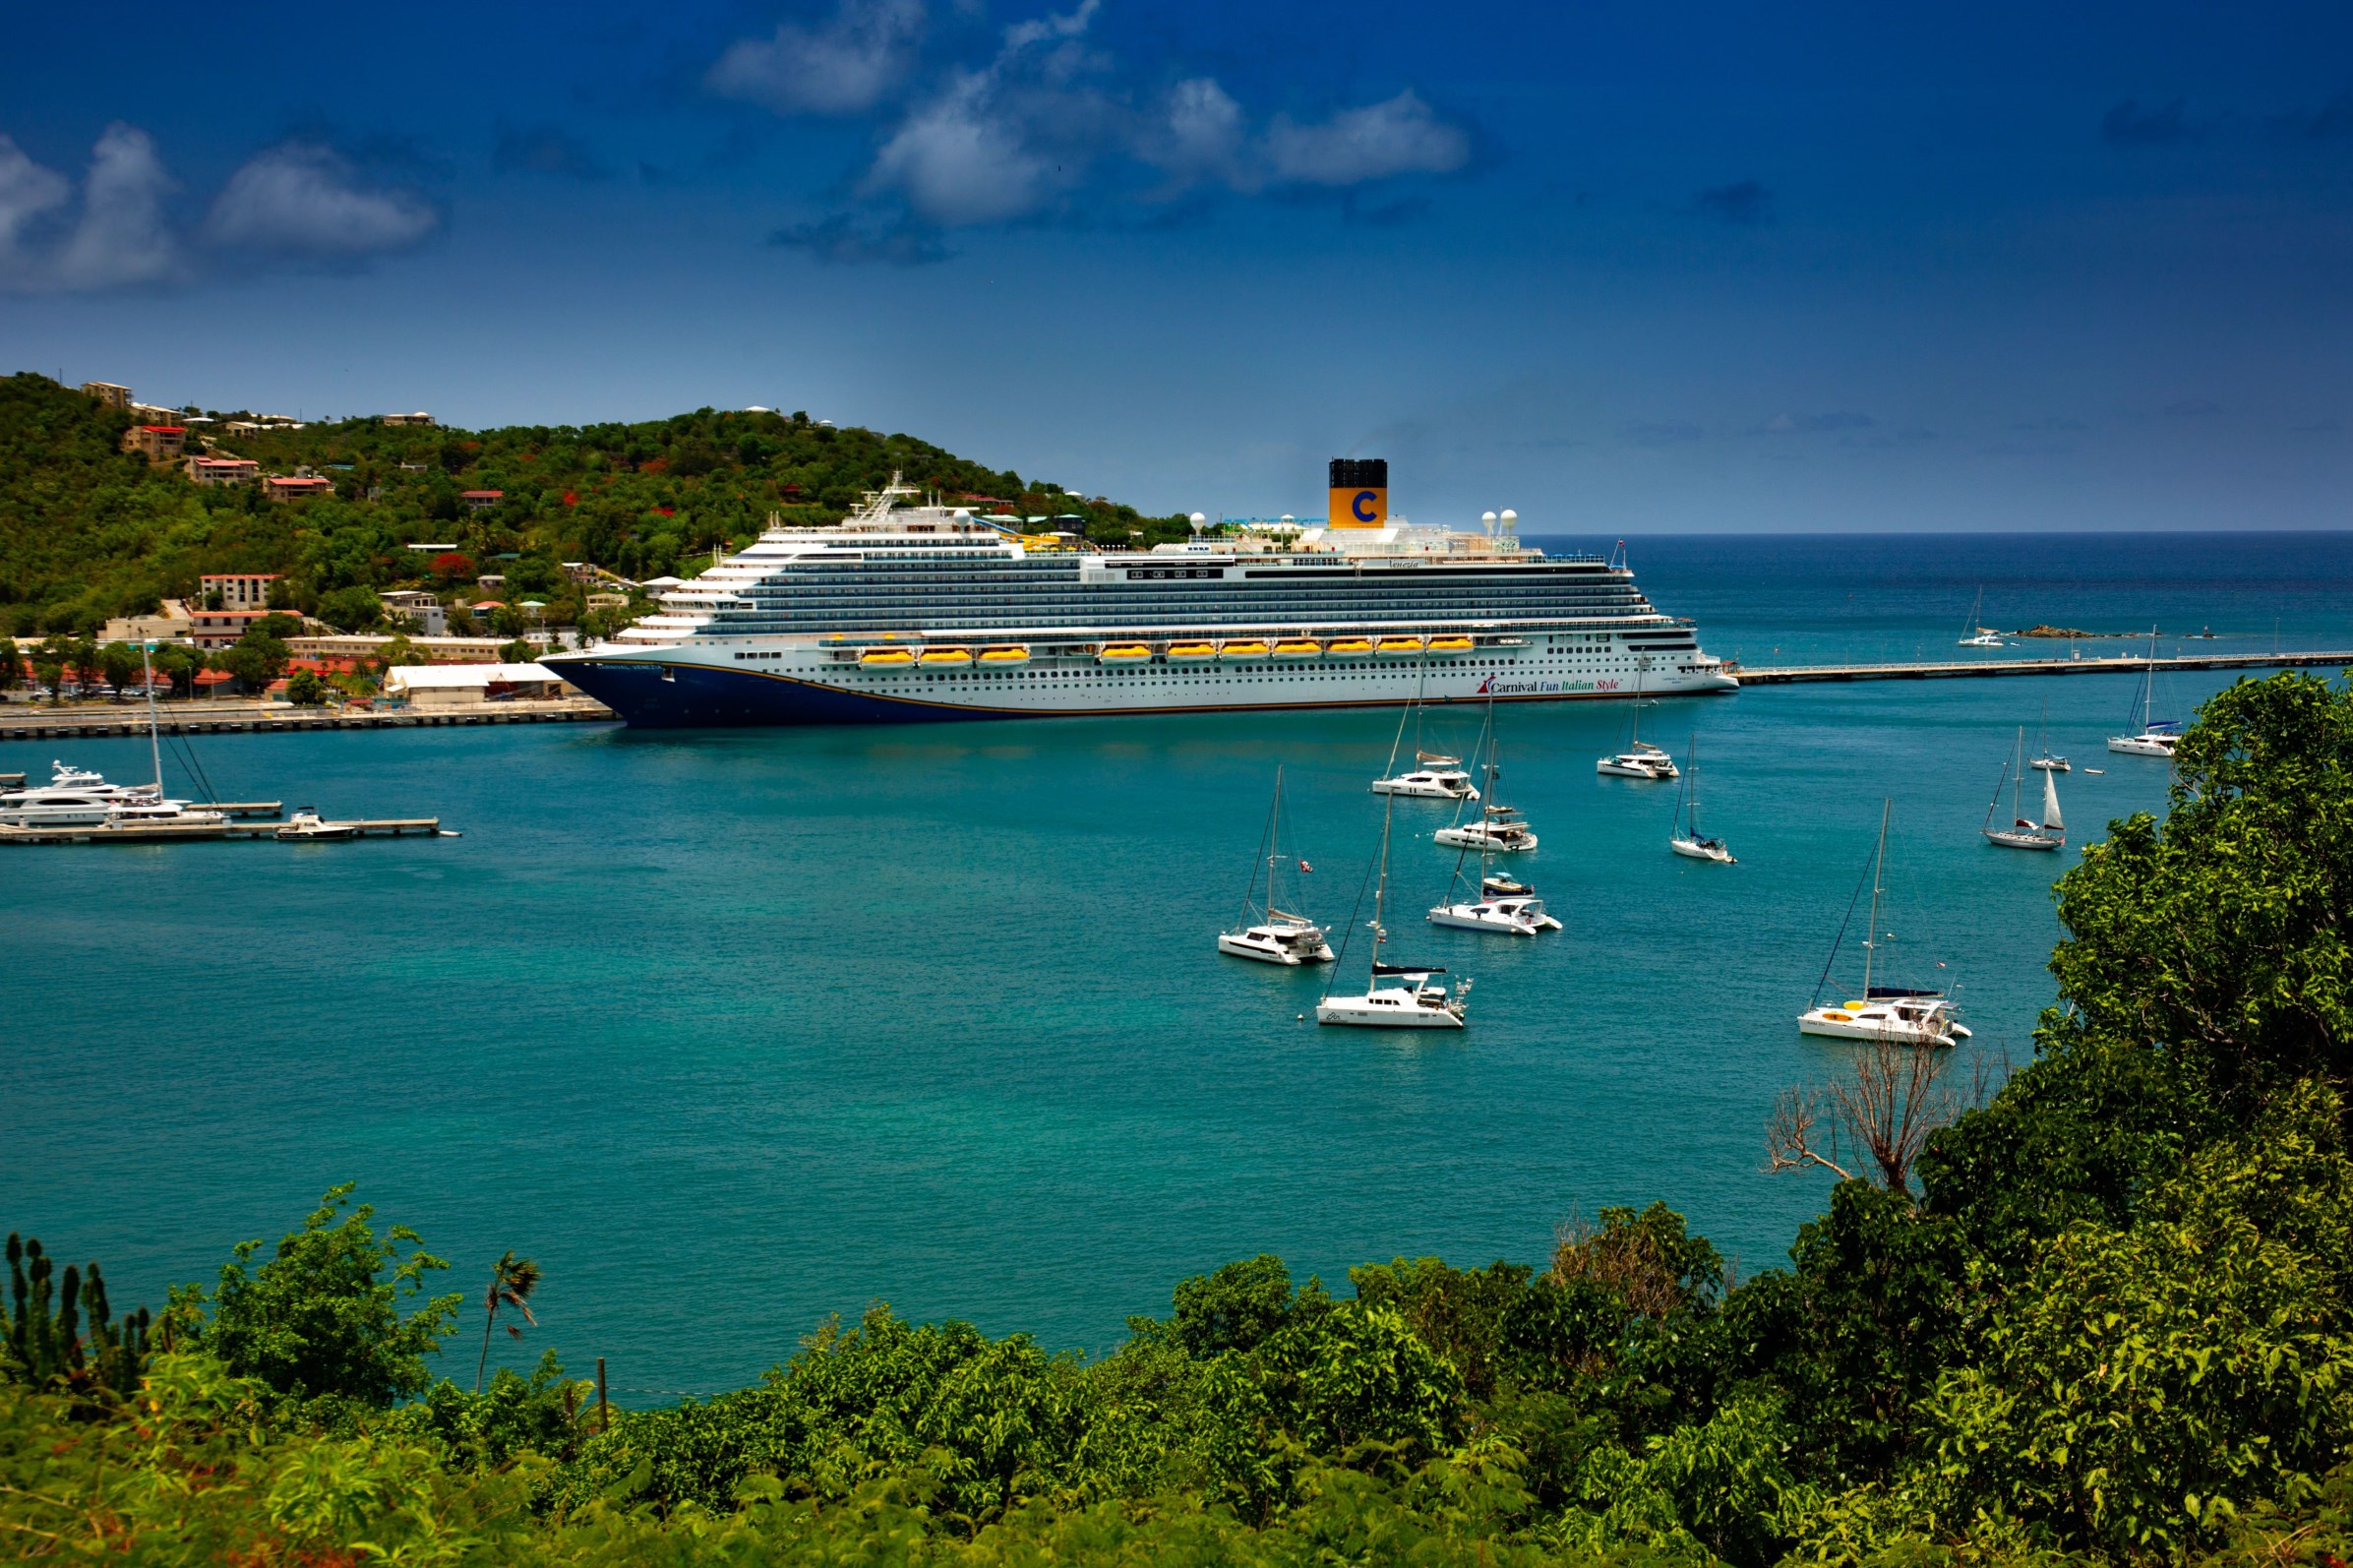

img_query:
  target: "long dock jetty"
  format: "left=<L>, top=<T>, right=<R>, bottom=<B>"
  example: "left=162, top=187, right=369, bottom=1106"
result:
left=1732, top=649, right=2353, bottom=687
left=0, top=697, right=612, bottom=744
left=0, top=816, right=443, bottom=846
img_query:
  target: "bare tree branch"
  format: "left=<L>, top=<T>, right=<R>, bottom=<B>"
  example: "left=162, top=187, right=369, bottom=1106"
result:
left=1768, top=1034, right=1966, bottom=1192
left=1764, top=1086, right=1854, bottom=1181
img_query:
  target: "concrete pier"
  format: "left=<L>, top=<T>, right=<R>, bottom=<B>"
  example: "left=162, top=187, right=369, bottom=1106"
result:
left=1730, top=649, right=2352, bottom=687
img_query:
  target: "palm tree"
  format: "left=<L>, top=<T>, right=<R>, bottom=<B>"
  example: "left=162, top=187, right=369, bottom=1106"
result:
left=474, top=1250, right=542, bottom=1393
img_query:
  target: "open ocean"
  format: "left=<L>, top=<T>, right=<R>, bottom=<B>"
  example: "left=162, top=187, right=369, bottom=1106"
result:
left=5, top=532, right=2350, bottom=1401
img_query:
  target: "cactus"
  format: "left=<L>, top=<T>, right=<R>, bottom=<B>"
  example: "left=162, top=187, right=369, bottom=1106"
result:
left=2, top=1232, right=151, bottom=1398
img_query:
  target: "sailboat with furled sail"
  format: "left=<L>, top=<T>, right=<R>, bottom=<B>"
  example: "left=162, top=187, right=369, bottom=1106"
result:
left=1798, top=800, right=1970, bottom=1046
left=1318, top=790, right=1469, bottom=1028
left=1218, top=765, right=1336, bottom=964
left=1667, top=733, right=1734, bottom=863
left=1428, top=701, right=1561, bottom=935
left=1982, top=727, right=2066, bottom=852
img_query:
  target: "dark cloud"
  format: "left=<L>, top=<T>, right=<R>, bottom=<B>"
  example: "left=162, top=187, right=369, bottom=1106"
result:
left=2278, top=91, right=2353, bottom=140
left=1619, top=420, right=1705, bottom=447
left=2101, top=98, right=2191, bottom=147
left=768, top=212, right=947, bottom=266
left=493, top=122, right=611, bottom=180
left=2163, top=397, right=2220, bottom=417
left=1757, top=410, right=1873, bottom=435
left=1695, top=180, right=1770, bottom=225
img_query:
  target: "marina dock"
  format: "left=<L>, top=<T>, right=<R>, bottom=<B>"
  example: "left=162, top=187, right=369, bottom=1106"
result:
left=0, top=816, right=443, bottom=846
left=0, top=697, right=612, bottom=744
left=1730, top=649, right=2353, bottom=687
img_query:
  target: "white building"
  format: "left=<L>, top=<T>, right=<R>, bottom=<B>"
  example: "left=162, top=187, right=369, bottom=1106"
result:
left=382, top=662, right=578, bottom=708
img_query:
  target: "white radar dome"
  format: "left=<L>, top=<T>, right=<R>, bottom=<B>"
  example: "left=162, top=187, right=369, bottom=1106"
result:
left=1499, top=509, right=1518, bottom=525
left=1189, top=512, right=1207, bottom=525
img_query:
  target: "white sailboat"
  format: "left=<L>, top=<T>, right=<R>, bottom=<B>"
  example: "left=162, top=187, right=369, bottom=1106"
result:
left=2108, top=630, right=2181, bottom=756
left=1958, top=587, right=2005, bottom=647
left=2029, top=700, right=2069, bottom=772
left=1371, top=675, right=1479, bottom=800
left=1668, top=733, right=1735, bottom=863
left=1317, top=790, right=1469, bottom=1028
left=1429, top=702, right=1561, bottom=935
left=1433, top=707, right=1538, bottom=854
left=1218, top=765, right=1337, bottom=965
left=1598, top=655, right=1679, bottom=779
left=1982, top=727, right=2066, bottom=852
left=1798, top=801, right=1970, bottom=1046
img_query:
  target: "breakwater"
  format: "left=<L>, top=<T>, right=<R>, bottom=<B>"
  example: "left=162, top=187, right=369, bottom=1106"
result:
left=1730, top=649, right=2351, bottom=686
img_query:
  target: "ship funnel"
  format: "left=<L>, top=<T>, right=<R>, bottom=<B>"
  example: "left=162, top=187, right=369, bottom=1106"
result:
left=1328, top=458, right=1388, bottom=529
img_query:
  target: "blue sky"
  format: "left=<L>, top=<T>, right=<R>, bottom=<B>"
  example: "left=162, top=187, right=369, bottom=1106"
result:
left=5, top=1, right=2350, bottom=528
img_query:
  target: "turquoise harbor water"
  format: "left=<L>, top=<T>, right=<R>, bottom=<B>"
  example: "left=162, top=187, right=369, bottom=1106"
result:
left=4, top=532, right=2350, bottom=1399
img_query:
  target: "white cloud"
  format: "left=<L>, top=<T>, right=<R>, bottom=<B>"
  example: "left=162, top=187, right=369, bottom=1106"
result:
left=867, top=72, right=1056, bottom=225
left=1264, top=90, right=1470, bottom=186
left=0, top=136, right=71, bottom=283
left=1001, top=0, right=1097, bottom=53
left=707, top=0, right=926, bottom=116
left=53, top=123, right=178, bottom=289
left=1151, top=77, right=1248, bottom=187
left=203, top=143, right=437, bottom=257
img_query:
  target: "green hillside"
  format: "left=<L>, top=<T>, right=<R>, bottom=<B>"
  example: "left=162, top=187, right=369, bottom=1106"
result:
left=0, top=372, right=1185, bottom=638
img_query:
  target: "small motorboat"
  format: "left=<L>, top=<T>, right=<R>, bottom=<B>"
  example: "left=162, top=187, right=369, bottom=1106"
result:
left=2030, top=754, right=2070, bottom=772
left=275, top=808, right=358, bottom=841
left=1480, top=874, right=1533, bottom=899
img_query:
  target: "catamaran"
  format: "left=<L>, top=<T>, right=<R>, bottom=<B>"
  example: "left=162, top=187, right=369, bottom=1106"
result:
left=2108, top=630, right=2181, bottom=756
left=1218, top=766, right=1336, bottom=965
left=1317, top=790, right=1469, bottom=1028
left=1429, top=701, right=1560, bottom=935
left=1958, top=587, right=2005, bottom=647
left=1798, top=801, right=1970, bottom=1046
left=1434, top=710, right=1538, bottom=855
left=1668, top=734, right=1734, bottom=863
left=1370, top=683, right=1479, bottom=800
left=1598, top=656, right=1679, bottom=779
left=1982, top=727, right=2066, bottom=852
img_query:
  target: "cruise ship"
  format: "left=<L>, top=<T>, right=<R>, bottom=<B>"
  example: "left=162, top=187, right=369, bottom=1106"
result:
left=544, top=460, right=1737, bottom=727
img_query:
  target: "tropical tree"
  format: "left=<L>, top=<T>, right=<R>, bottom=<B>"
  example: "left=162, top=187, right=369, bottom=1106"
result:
left=316, top=585, right=382, bottom=633
left=285, top=668, right=330, bottom=705
left=216, top=629, right=290, bottom=693
left=98, top=640, right=142, bottom=697
left=0, top=634, right=19, bottom=690
left=475, top=1250, right=541, bottom=1394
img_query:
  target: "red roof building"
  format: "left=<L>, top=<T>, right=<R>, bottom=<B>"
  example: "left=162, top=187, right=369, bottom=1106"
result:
left=265, top=475, right=334, bottom=503
left=125, top=425, right=187, bottom=461
left=460, top=489, right=504, bottom=511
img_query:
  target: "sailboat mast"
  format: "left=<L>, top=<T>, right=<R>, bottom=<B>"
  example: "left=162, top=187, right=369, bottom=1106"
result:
left=1862, top=799, right=1890, bottom=997
left=2012, top=726, right=2023, bottom=822
left=1268, top=764, right=1283, bottom=915
left=1371, top=789, right=1394, bottom=970
left=142, top=639, right=163, bottom=795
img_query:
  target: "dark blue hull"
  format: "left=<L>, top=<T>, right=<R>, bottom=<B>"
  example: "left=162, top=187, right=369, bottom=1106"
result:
left=552, top=659, right=985, bottom=727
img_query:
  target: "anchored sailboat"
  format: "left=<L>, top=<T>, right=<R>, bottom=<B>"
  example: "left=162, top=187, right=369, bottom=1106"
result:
left=1218, top=765, right=1337, bottom=965
left=1598, top=655, right=1679, bottom=779
left=2108, top=629, right=2181, bottom=756
left=1317, top=789, right=1469, bottom=1028
left=1370, top=671, right=1479, bottom=800
left=1668, top=733, right=1734, bottom=863
left=1429, top=701, right=1560, bottom=935
left=1982, top=727, right=2066, bottom=852
left=1433, top=700, right=1538, bottom=855
left=1798, top=801, right=1969, bottom=1046
left=1958, top=587, right=2005, bottom=647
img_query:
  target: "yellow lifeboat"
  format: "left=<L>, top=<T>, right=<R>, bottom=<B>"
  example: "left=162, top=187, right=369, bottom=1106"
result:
left=1168, top=641, right=1217, bottom=660
left=860, top=647, right=916, bottom=666
left=1218, top=639, right=1270, bottom=659
left=1326, top=637, right=1374, bottom=657
left=1272, top=639, right=1322, bottom=658
left=919, top=647, right=973, bottom=666
left=1376, top=636, right=1426, bottom=655
left=1098, top=643, right=1152, bottom=662
left=978, top=645, right=1030, bottom=664
left=1424, top=635, right=1476, bottom=654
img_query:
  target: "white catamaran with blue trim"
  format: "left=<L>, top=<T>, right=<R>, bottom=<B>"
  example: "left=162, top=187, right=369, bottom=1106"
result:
left=544, top=460, right=1737, bottom=728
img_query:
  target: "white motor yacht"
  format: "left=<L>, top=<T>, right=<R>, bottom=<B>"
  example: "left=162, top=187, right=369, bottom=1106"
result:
left=0, top=761, right=223, bottom=829
left=2030, top=754, right=2070, bottom=772
left=1371, top=753, right=1480, bottom=801
left=1796, top=801, right=1968, bottom=1047
left=1434, top=805, right=1537, bottom=853
left=1218, top=765, right=1336, bottom=966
